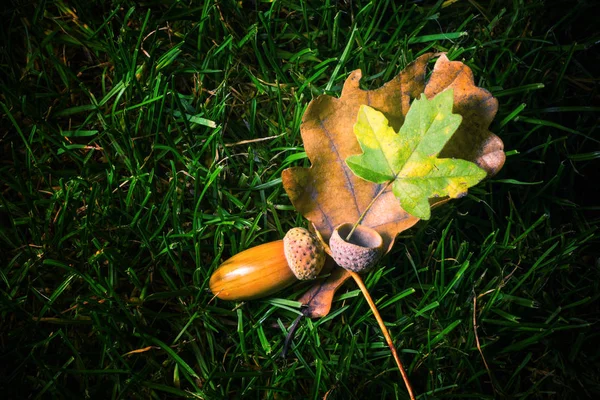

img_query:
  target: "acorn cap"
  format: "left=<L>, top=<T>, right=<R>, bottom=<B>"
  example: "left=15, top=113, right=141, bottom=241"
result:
left=329, top=223, right=383, bottom=272
left=283, top=227, right=326, bottom=280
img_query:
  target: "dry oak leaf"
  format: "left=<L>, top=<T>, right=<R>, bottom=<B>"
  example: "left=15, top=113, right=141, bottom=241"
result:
left=282, top=53, right=505, bottom=318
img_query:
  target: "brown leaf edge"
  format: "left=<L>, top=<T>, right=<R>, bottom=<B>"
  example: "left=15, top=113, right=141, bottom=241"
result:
left=292, top=54, right=505, bottom=318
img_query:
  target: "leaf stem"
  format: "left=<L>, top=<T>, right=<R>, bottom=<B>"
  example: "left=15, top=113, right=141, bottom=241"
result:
left=345, top=180, right=393, bottom=241
left=349, top=271, right=416, bottom=400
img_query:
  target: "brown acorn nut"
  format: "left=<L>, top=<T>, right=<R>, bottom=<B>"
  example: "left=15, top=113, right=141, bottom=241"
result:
left=209, top=228, right=325, bottom=301
left=329, top=223, right=384, bottom=272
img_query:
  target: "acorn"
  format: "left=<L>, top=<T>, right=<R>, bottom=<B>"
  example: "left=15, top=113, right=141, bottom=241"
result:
left=329, top=223, right=383, bottom=273
left=209, top=228, right=326, bottom=301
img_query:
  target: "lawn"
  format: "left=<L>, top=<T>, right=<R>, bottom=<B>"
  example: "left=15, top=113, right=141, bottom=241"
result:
left=1, top=0, right=599, bottom=399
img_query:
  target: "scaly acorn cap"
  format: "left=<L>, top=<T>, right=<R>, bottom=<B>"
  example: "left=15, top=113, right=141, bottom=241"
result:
left=283, top=227, right=326, bottom=280
left=329, top=223, right=383, bottom=273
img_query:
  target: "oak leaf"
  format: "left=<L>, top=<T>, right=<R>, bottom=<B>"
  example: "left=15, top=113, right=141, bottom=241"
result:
left=282, top=54, right=504, bottom=318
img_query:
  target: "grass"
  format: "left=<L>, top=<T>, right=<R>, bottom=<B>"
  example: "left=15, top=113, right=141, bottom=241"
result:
left=1, top=0, right=599, bottom=398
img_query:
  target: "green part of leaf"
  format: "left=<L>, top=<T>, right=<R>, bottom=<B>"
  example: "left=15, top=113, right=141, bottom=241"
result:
left=346, top=90, right=487, bottom=220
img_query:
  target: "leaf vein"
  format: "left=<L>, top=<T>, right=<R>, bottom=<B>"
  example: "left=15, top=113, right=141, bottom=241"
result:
left=319, top=118, right=361, bottom=217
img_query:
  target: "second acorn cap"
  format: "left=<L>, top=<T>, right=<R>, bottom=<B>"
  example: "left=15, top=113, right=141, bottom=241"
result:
left=329, top=223, right=383, bottom=272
